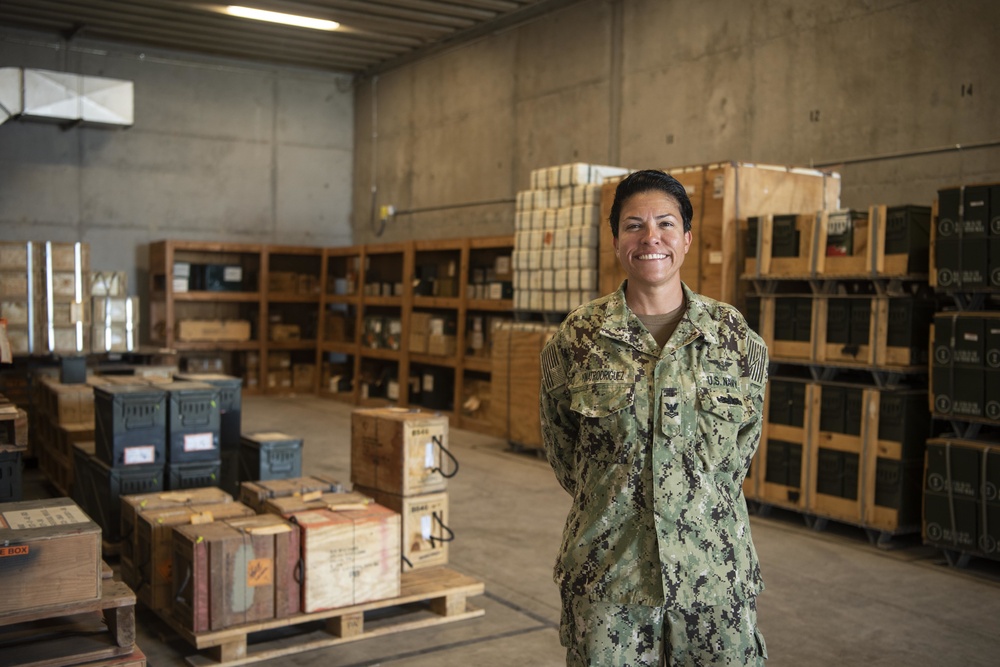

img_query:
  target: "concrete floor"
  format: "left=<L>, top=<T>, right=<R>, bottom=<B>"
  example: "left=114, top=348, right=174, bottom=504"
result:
left=121, top=395, right=1000, bottom=666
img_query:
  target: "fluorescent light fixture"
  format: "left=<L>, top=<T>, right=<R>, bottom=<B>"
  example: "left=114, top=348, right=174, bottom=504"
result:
left=225, top=5, right=339, bottom=31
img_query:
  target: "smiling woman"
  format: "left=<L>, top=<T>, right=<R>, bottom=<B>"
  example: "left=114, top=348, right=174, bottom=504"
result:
left=612, top=190, right=692, bottom=315
left=540, top=170, right=770, bottom=666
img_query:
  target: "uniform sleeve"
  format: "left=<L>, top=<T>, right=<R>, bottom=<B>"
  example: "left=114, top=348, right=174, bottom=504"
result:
left=539, top=337, right=579, bottom=496
left=737, top=334, right=769, bottom=478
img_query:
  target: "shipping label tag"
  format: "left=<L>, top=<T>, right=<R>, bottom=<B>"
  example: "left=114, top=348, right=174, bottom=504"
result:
left=223, top=266, right=243, bottom=282
left=184, top=432, right=215, bottom=452
left=247, top=558, right=273, bottom=587
left=124, top=445, right=155, bottom=465
left=421, top=515, right=432, bottom=541
left=3, top=505, right=91, bottom=530
left=425, top=442, right=435, bottom=469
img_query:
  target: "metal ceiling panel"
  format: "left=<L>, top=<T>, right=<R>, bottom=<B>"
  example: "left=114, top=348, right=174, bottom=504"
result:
left=0, top=0, right=581, bottom=76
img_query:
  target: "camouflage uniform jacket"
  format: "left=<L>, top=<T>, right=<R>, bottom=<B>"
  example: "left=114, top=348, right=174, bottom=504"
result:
left=540, top=282, right=768, bottom=610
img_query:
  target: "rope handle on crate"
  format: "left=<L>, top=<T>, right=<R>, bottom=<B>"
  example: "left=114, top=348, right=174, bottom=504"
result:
left=429, top=510, right=455, bottom=547
left=431, top=434, right=459, bottom=478
left=175, top=566, right=192, bottom=605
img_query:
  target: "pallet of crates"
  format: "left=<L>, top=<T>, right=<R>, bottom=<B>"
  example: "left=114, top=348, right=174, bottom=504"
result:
left=72, top=382, right=169, bottom=555
left=805, top=382, right=930, bottom=543
left=0, top=498, right=143, bottom=666
left=813, top=291, right=936, bottom=372
left=751, top=376, right=813, bottom=514
left=923, top=436, right=1000, bottom=567
left=160, top=473, right=479, bottom=665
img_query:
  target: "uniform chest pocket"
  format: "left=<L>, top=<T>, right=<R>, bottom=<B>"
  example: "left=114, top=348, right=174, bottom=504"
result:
left=692, top=389, right=749, bottom=472
left=569, top=382, right=635, bottom=464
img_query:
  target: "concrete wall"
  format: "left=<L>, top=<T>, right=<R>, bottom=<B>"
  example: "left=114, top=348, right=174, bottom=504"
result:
left=0, top=27, right=354, bottom=294
left=353, top=0, right=1000, bottom=244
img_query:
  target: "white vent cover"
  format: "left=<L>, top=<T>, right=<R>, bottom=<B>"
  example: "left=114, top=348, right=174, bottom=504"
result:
left=0, top=67, right=133, bottom=127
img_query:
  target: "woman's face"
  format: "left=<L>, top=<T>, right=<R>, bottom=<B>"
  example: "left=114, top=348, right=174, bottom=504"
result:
left=613, top=190, right=691, bottom=292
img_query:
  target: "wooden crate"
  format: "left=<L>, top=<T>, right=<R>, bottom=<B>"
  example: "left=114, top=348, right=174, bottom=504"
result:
left=290, top=505, right=401, bottom=613
left=755, top=383, right=816, bottom=512
left=601, top=162, right=840, bottom=307
left=759, top=295, right=815, bottom=362
left=170, top=567, right=483, bottom=667
left=0, top=574, right=138, bottom=667
left=225, top=514, right=301, bottom=619
left=353, top=485, right=450, bottom=572
left=134, top=502, right=255, bottom=615
left=813, top=296, right=882, bottom=367
left=0, top=498, right=102, bottom=615
left=262, top=490, right=372, bottom=516
left=238, top=474, right=344, bottom=513
left=119, top=487, right=234, bottom=585
left=743, top=213, right=819, bottom=278
left=862, top=390, right=927, bottom=534
left=350, top=408, right=450, bottom=496
left=173, top=522, right=276, bottom=632
left=490, top=325, right=555, bottom=450
left=807, top=385, right=873, bottom=525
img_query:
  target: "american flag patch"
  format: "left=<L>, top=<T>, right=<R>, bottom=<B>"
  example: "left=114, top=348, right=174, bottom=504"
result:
left=541, top=344, right=566, bottom=392
left=746, top=338, right=766, bottom=387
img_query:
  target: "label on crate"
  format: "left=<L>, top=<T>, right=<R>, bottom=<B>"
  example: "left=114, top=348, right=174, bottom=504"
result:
left=247, top=558, right=273, bottom=587
left=184, top=432, right=215, bottom=452
left=223, top=266, right=243, bottom=282
left=123, top=445, right=156, bottom=465
left=2, top=505, right=90, bottom=530
left=0, top=545, right=30, bottom=557
left=425, top=442, right=435, bottom=469
left=421, top=515, right=432, bottom=541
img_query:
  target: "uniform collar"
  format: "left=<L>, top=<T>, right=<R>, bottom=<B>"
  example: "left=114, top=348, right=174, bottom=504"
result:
left=600, top=281, right=719, bottom=355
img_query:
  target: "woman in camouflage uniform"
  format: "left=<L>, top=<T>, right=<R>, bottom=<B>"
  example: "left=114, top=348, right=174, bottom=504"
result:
left=540, top=170, right=768, bottom=666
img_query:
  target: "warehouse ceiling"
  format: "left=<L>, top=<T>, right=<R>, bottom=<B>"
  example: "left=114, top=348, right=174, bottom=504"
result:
left=0, top=0, right=578, bottom=76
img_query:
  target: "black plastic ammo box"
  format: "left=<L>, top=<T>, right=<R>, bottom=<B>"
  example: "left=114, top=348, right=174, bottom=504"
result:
left=167, top=459, right=222, bottom=490
left=162, top=381, right=221, bottom=463
left=173, top=373, right=242, bottom=449
left=94, top=384, right=168, bottom=468
left=0, top=445, right=24, bottom=502
left=86, top=456, right=164, bottom=542
left=239, top=432, right=303, bottom=482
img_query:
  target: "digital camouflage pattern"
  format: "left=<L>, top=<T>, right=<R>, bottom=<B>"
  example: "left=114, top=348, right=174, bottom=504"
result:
left=540, top=282, right=768, bottom=614
left=562, top=595, right=767, bottom=666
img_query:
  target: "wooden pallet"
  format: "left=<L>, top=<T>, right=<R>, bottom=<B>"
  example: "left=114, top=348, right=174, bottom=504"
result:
left=0, top=565, right=136, bottom=667
left=167, top=567, right=485, bottom=667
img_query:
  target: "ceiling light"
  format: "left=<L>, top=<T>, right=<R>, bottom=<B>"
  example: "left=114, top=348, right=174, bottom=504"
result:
left=225, top=5, right=339, bottom=31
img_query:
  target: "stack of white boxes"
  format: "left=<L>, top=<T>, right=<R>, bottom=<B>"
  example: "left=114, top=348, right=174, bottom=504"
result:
left=512, top=163, right=629, bottom=313
left=0, top=241, right=91, bottom=355
left=91, top=271, right=139, bottom=354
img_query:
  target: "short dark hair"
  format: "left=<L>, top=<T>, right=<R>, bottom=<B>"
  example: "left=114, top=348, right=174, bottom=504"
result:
left=609, top=169, right=693, bottom=238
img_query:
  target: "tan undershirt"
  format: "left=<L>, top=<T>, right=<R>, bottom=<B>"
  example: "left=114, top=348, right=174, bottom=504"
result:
left=635, top=299, right=686, bottom=348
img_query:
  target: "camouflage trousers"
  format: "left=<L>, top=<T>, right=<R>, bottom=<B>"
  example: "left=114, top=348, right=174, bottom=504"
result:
left=560, top=593, right=767, bottom=666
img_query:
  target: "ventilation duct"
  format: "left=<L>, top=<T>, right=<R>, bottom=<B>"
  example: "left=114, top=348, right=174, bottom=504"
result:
left=0, top=67, right=133, bottom=127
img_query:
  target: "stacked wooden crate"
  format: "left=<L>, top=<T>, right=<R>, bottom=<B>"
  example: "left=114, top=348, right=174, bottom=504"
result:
left=0, top=497, right=145, bottom=665
left=0, top=394, right=28, bottom=501
left=742, top=201, right=935, bottom=541
left=32, top=375, right=97, bottom=494
left=350, top=408, right=454, bottom=574
left=923, top=182, right=1000, bottom=565
left=490, top=322, right=559, bottom=452
left=0, top=241, right=91, bottom=356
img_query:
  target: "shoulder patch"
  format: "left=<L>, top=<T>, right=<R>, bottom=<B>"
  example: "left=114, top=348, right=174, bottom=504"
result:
left=746, top=337, right=767, bottom=388
left=541, top=344, right=567, bottom=393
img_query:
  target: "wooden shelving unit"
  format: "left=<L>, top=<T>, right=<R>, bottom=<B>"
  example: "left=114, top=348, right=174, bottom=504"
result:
left=148, top=240, right=265, bottom=393
left=148, top=236, right=517, bottom=432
